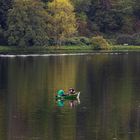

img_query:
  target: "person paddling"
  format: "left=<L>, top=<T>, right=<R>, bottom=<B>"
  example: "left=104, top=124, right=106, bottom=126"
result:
left=68, top=88, right=75, bottom=95
left=57, top=89, right=65, bottom=97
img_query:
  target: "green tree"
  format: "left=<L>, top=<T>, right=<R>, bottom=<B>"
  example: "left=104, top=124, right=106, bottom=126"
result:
left=0, top=0, right=13, bottom=29
left=87, top=7, right=123, bottom=33
left=133, top=0, right=140, bottom=32
left=72, top=0, right=91, bottom=13
left=41, top=0, right=52, bottom=3
left=133, top=1, right=140, bottom=19
left=47, top=0, right=77, bottom=45
left=6, top=0, right=48, bottom=47
left=71, top=0, right=92, bottom=36
left=95, top=10, right=123, bottom=33
left=76, top=13, right=91, bottom=36
left=0, top=25, right=7, bottom=44
left=99, top=0, right=112, bottom=10
left=0, top=0, right=13, bottom=45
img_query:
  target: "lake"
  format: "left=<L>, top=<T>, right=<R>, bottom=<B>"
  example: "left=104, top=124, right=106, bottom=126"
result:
left=0, top=52, right=140, bottom=140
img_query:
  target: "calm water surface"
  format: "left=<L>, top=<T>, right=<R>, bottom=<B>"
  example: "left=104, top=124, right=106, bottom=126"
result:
left=0, top=52, right=140, bottom=140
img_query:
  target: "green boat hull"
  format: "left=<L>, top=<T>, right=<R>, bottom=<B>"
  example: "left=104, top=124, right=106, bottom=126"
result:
left=56, top=92, right=80, bottom=100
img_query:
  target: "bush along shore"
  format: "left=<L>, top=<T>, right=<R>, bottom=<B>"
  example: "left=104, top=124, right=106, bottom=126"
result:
left=0, top=36, right=140, bottom=54
left=0, top=36, right=111, bottom=54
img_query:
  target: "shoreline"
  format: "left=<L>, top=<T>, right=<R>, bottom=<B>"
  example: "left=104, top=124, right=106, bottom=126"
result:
left=0, top=45, right=140, bottom=54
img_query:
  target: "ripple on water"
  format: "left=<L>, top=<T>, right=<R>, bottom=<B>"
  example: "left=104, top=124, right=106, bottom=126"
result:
left=0, top=52, right=128, bottom=58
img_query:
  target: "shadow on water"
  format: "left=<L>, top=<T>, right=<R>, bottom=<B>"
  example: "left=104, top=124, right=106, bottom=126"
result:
left=0, top=52, right=140, bottom=140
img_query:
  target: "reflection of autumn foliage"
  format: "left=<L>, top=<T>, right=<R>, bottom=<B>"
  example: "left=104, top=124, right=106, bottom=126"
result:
left=48, top=56, right=77, bottom=92
left=76, top=53, right=140, bottom=140
left=6, top=56, right=78, bottom=114
left=5, top=56, right=78, bottom=139
left=0, top=54, right=140, bottom=139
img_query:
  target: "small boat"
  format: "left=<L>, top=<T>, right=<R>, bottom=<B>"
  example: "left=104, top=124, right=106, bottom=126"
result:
left=56, top=92, right=80, bottom=100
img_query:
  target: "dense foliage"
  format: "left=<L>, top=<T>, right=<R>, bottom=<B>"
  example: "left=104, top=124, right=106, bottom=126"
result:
left=0, top=0, right=140, bottom=47
left=91, top=36, right=111, bottom=50
left=6, top=0, right=48, bottom=47
left=47, top=0, right=77, bottom=45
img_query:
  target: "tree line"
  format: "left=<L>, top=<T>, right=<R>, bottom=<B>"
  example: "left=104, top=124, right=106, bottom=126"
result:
left=0, top=0, right=140, bottom=47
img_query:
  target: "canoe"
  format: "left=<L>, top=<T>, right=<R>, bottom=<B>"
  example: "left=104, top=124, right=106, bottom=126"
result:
left=56, top=92, right=80, bottom=100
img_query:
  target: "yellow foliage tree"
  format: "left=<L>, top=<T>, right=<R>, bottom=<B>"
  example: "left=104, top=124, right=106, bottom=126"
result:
left=47, top=0, right=77, bottom=45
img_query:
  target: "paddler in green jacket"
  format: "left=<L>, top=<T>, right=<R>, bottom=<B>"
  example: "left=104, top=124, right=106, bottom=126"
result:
left=57, top=89, right=65, bottom=97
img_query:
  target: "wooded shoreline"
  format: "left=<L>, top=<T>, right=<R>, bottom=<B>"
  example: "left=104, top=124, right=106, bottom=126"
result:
left=0, top=0, right=140, bottom=48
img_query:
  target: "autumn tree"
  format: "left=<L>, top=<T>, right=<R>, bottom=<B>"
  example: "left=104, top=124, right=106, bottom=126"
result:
left=6, top=0, right=48, bottom=47
left=47, top=0, right=77, bottom=45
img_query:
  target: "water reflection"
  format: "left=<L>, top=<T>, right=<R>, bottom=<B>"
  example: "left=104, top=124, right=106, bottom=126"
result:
left=0, top=53, right=140, bottom=140
left=57, top=100, right=64, bottom=107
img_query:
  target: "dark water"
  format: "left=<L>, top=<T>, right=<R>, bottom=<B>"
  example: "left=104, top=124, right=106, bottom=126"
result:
left=0, top=52, right=140, bottom=140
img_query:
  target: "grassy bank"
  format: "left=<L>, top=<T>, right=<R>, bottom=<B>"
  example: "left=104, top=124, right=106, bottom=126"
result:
left=112, top=45, right=140, bottom=51
left=0, top=45, right=94, bottom=54
left=0, top=45, right=140, bottom=54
